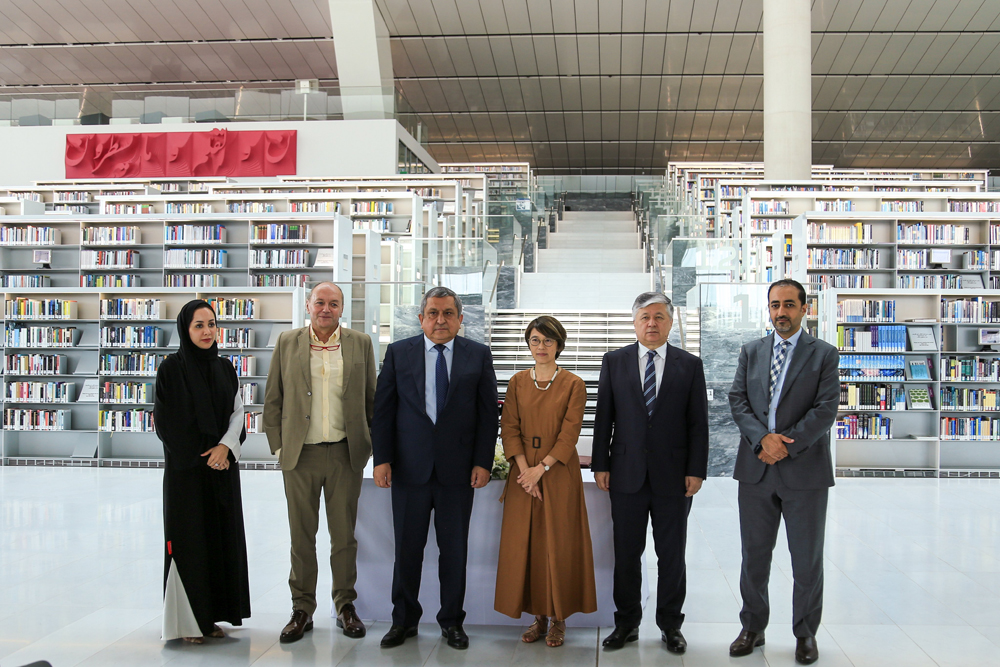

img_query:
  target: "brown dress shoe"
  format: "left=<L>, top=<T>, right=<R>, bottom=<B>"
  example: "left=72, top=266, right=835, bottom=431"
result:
left=336, top=603, right=366, bottom=638
left=280, top=610, right=314, bottom=643
left=729, top=629, right=765, bottom=657
left=796, top=637, right=818, bottom=665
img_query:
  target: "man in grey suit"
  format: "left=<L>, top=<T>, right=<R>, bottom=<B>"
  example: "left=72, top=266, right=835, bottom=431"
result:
left=728, top=279, right=839, bottom=666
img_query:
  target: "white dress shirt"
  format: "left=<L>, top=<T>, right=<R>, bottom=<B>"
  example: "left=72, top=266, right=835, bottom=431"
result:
left=637, top=341, right=668, bottom=395
left=424, top=335, right=454, bottom=424
left=768, top=328, right=803, bottom=433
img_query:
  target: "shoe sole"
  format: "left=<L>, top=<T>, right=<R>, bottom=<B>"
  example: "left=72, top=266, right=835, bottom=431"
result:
left=441, top=630, right=469, bottom=650
left=602, top=633, right=640, bottom=649
left=279, top=621, right=314, bottom=644
left=335, top=618, right=367, bottom=638
left=730, top=637, right=765, bottom=657
left=380, top=627, right=419, bottom=648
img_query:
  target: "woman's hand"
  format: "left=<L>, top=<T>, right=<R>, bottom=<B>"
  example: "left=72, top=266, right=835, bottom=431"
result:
left=518, top=464, right=544, bottom=489
left=201, top=444, right=231, bottom=471
left=522, top=479, right=543, bottom=501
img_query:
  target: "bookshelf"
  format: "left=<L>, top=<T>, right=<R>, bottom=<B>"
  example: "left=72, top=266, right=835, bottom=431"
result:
left=2, top=287, right=305, bottom=468
left=439, top=162, right=532, bottom=201
left=820, top=288, right=1000, bottom=477
left=351, top=230, right=382, bottom=361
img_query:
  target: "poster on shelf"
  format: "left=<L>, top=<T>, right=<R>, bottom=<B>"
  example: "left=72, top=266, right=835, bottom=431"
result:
left=907, top=326, right=938, bottom=351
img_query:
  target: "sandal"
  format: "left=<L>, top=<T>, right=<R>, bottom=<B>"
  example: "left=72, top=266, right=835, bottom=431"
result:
left=208, top=624, right=226, bottom=638
left=545, top=619, right=565, bottom=647
left=521, top=616, right=548, bottom=643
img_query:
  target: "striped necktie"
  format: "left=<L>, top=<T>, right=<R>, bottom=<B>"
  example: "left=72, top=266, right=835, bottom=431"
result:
left=769, top=340, right=790, bottom=400
left=643, top=350, right=657, bottom=417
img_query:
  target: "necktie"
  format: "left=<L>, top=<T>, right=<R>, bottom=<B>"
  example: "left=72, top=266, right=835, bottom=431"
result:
left=769, top=340, right=790, bottom=400
left=434, top=343, right=448, bottom=421
left=643, top=350, right=657, bottom=417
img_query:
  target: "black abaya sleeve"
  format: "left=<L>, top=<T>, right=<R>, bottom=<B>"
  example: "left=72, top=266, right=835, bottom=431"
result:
left=155, top=355, right=204, bottom=469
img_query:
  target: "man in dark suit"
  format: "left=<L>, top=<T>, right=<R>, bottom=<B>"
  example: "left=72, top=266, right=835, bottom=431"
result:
left=372, top=286, right=498, bottom=650
left=592, top=292, right=709, bottom=654
left=728, top=279, right=839, bottom=665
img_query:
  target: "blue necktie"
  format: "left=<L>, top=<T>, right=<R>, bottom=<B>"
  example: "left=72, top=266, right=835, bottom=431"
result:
left=434, top=343, right=449, bottom=421
left=643, top=350, right=657, bottom=417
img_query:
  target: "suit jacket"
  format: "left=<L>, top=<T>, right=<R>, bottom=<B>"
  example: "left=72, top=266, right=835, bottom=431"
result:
left=591, top=342, right=709, bottom=496
left=728, top=330, right=840, bottom=489
left=371, top=334, right=499, bottom=486
left=262, top=326, right=377, bottom=472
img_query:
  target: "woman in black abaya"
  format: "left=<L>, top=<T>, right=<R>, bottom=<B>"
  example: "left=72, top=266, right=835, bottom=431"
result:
left=155, top=299, right=251, bottom=642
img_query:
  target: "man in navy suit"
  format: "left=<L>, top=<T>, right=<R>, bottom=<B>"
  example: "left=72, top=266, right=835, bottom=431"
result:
left=372, top=286, right=498, bottom=650
left=592, top=292, right=709, bottom=653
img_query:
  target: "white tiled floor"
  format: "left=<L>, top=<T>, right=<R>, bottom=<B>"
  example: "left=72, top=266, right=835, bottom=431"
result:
left=2, top=469, right=1000, bottom=666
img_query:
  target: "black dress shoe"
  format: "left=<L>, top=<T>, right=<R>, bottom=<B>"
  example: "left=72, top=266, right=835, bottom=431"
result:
left=602, top=626, right=639, bottom=649
left=441, top=625, right=469, bottom=649
left=661, top=628, right=687, bottom=654
left=335, top=603, right=366, bottom=638
left=380, top=625, right=418, bottom=648
left=796, top=637, right=818, bottom=665
left=729, top=629, right=765, bottom=657
left=279, top=610, right=313, bottom=643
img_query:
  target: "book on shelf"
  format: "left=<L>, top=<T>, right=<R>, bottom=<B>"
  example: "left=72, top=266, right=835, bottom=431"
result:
left=99, top=352, right=162, bottom=376
left=252, top=223, right=311, bottom=243
left=961, top=274, right=985, bottom=290
left=838, top=299, right=895, bottom=323
left=223, top=355, right=256, bottom=376
left=218, top=328, right=256, bottom=348
left=838, top=354, right=905, bottom=379
left=941, top=355, right=1000, bottom=382
left=907, top=359, right=932, bottom=381
left=907, top=386, right=933, bottom=409
left=5, top=324, right=78, bottom=347
left=940, top=415, right=1000, bottom=440
left=83, top=226, right=140, bottom=245
left=837, top=325, right=907, bottom=351
left=939, top=386, right=999, bottom=411
left=839, top=382, right=906, bottom=410
left=4, top=353, right=67, bottom=375
left=81, top=249, right=140, bottom=269
left=99, top=381, right=153, bottom=404
left=83, top=275, right=141, bottom=288
left=0, top=226, right=61, bottom=245
left=165, top=224, right=226, bottom=244
left=100, top=325, right=164, bottom=348
left=5, top=297, right=78, bottom=320
left=245, top=411, right=262, bottom=433
left=164, top=248, right=228, bottom=268
left=100, top=298, right=162, bottom=320
left=208, top=298, right=258, bottom=320
left=907, top=326, right=938, bottom=351
left=3, top=408, right=72, bottom=430
left=166, top=274, right=221, bottom=287
left=836, top=413, right=893, bottom=439
left=2, top=275, right=52, bottom=288
left=99, top=409, right=154, bottom=432
left=5, top=381, right=76, bottom=403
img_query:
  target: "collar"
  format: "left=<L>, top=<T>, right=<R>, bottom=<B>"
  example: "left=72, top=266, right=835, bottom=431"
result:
left=638, top=341, right=669, bottom=360
left=424, top=335, right=456, bottom=352
left=310, top=325, right=341, bottom=346
left=774, top=328, right=803, bottom=349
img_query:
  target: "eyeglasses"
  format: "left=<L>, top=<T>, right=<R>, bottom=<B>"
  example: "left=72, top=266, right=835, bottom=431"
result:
left=528, top=337, right=557, bottom=348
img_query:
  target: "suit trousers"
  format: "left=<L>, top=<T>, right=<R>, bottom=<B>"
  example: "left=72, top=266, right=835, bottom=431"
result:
left=610, top=475, right=692, bottom=630
left=738, top=463, right=828, bottom=638
left=282, top=442, right=362, bottom=617
left=390, top=476, right=475, bottom=628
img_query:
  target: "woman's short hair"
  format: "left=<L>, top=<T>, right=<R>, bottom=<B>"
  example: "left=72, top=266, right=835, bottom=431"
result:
left=524, top=315, right=568, bottom=359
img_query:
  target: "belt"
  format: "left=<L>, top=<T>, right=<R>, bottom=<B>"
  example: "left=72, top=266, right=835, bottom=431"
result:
left=305, top=439, right=348, bottom=446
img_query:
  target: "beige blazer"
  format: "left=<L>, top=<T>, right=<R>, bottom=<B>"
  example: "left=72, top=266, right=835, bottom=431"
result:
left=263, top=325, right=376, bottom=472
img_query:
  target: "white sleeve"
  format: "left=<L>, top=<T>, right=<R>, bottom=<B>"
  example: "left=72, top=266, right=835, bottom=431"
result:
left=219, top=393, right=245, bottom=462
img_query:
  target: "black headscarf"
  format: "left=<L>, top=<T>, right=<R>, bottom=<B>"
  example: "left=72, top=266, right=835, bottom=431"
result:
left=175, top=299, right=239, bottom=442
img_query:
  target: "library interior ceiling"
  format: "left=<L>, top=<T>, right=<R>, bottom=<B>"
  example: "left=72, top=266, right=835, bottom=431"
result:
left=1, top=0, right=1000, bottom=174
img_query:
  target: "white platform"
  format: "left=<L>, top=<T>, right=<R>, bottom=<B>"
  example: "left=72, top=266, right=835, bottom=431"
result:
left=2, top=468, right=1000, bottom=666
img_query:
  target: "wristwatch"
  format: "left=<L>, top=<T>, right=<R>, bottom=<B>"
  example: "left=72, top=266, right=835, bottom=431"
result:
left=541, top=464, right=550, bottom=472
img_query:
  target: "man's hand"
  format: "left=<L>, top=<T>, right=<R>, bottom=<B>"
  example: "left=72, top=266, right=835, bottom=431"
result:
left=471, top=466, right=491, bottom=488
left=594, top=471, right=610, bottom=492
left=684, top=476, right=703, bottom=497
left=758, top=450, right=779, bottom=465
left=760, top=432, right=792, bottom=463
left=373, top=463, right=392, bottom=488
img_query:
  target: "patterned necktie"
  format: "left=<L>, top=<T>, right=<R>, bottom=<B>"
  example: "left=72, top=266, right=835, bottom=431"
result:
left=434, top=343, right=449, bottom=421
left=769, top=340, right=790, bottom=400
left=643, top=350, right=657, bottom=417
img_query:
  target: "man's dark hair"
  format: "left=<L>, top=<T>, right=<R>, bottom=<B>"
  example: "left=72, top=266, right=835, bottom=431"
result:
left=767, top=279, right=807, bottom=306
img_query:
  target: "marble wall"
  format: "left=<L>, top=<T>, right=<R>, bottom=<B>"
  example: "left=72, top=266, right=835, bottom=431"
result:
left=563, top=194, right=632, bottom=211
left=496, top=266, right=517, bottom=309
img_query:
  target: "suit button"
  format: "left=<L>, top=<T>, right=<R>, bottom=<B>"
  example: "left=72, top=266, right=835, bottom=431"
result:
left=305, top=415, right=310, bottom=420
left=648, top=424, right=652, bottom=429
left=307, top=392, right=312, bottom=396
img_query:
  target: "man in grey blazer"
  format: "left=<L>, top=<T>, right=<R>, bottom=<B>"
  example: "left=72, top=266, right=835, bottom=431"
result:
left=728, top=279, right=839, bottom=666
left=263, top=282, right=377, bottom=644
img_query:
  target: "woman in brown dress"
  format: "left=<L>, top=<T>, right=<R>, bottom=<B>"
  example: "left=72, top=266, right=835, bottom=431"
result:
left=495, top=315, right=597, bottom=647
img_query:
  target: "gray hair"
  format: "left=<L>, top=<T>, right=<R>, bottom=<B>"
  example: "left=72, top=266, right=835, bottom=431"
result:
left=631, top=292, right=673, bottom=318
left=420, top=286, right=463, bottom=316
left=308, top=281, right=344, bottom=302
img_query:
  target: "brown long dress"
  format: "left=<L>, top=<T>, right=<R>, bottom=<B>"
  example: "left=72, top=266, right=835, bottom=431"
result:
left=494, top=368, right=598, bottom=619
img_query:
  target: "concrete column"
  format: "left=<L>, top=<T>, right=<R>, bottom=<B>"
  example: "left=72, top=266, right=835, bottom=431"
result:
left=763, top=0, right=812, bottom=180
left=328, top=0, right=395, bottom=119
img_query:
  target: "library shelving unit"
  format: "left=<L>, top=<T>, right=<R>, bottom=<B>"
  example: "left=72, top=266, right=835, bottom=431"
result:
left=819, top=288, right=1000, bottom=478
left=0, top=178, right=231, bottom=214
left=351, top=229, right=382, bottom=360
left=439, top=162, right=533, bottom=201
left=2, top=286, right=305, bottom=469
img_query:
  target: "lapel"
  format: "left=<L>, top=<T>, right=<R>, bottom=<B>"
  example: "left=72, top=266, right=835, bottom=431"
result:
left=758, top=334, right=773, bottom=400
left=777, top=331, right=816, bottom=406
left=649, top=343, right=679, bottom=417
left=443, top=336, right=465, bottom=410
left=340, top=328, right=354, bottom=394
left=297, top=327, right=312, bottom=392
left=408, top=335, right=427, bottom=412
left=627, top=342, right=646, bottom=407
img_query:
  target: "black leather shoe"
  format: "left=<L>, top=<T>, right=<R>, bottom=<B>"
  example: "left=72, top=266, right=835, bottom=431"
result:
left=796, top=637, right=818, bottom=665
left=729, top=629, right=765, bottom=657
left=279, top=610, right=313, bottom=643
left=661, top=628, right=687, bottom=654
left=441, top=625, right=469, bottom=649
left=380, top=625, right=418, bottom=648
left=602, top=626, right=639, bottom=649
left=335, top=603, right=366, bottom=638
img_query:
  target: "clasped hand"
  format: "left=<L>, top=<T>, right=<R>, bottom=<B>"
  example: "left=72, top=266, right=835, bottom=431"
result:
left=518, top=465, right=544, bottom=501
left=758, top=432, right=793, bottom=465
left=201, top=444, right=230, bottom=470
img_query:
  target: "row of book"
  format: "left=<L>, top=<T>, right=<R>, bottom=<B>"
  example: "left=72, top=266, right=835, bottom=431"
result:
left=164, top=249, right=227, bottom=268
left=251, top=224, right=311, bottom=243
left=5, top=297, right=78, bottom=320
left=5, top=353, right=67, bottom=375
left=881, top=201, right=924, bottom=212
left=81, top=250, right=139, bottom=269
left=99, top=352, right=162, bottom=376
left=250, top=249, right=309, bottom=269
left=4, top=408, right=71, bottom=430
left=939, top=386, right=1000, bottom=411
left=223, top=355, right=256, bottom=376
left=218, top=328, right=256, bottom=348
left=5, top=381, right=75, bottom=403
left=839, top=354, right=907, bottom=379
left=816, top=274, right=873, bottom=289
left=839, top=383, right=907, bottom=411
left=897, top=274, right=963, bottom=289
left=940, top=356, right=1000, bottom=382
left=940, top=416, right=1000, bottom=439
left=750, top=200, right=789, bottom=214
left=808, top=248, right=881, bottom=269
left=100, top=326, right=164, bottom=348
left=2, top=276, right=51, bottom=288
left=164, top=224, right=226, bottom=244
left=100, top=298, right=162, bottom=320
left=897, top=249, right=986, bottom=269
left=836, top=414, right=893, bottom=439
left=350, top=201, right=394, bottom=214
left=289, top=202, right=339, bottom=213
left=83, top=275, right=141, bottom=288
left=207, top=297, right=258, bottom=321
left=250, top=274, right=307, bottom=287
left=807, top=222, right=872, bottom=243
left=245, top=410, right=262, bottom=433
left=166, top=274, right=221, bottom=287
left=228, top=202, right=275, bottom=213
left=99, top=382, right=153, bottom=404
left=104, top=204, right=154, bottom=215
left=0, top=226, right=61, bottom=245
left=896, top=223, right=971, bottom=244
left=99, top=409, right=153, bottom=432
left=940, top=297, right=1000, bottom=323
left=239, top=383, right=258, bottom=404
left=816, top=199, right=855, bottom=212
left=5, top=325, right=77, bottom=347
left=836, top=325, right=909, bottom=352
left=747, top=218, right=791, bottom=233
left=82, top=226, right=140, bottom=245
left=838, top=298, right=896, bottom=323
left=950, top=201, right=1000, bottom=213
left=165, top=203, right=213, bottom=214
